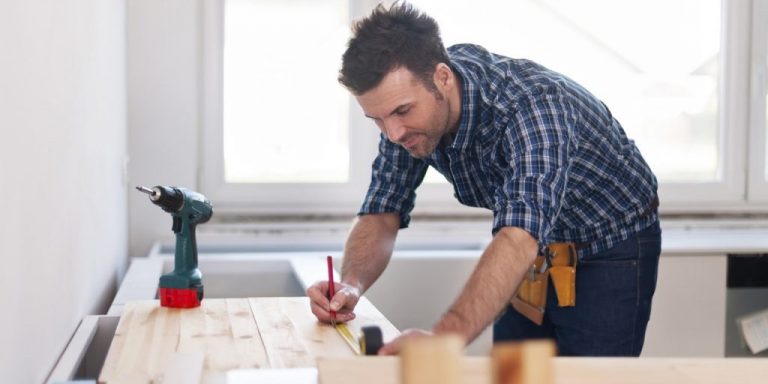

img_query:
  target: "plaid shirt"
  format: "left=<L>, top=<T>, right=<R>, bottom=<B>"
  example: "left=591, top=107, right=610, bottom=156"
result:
left=359, top=44, right=658, bottom=257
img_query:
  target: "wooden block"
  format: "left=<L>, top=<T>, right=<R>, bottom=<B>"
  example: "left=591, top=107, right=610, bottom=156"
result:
left=491, top=340, right=555, bottom=384
left=400, top=334, right=464, bottom=384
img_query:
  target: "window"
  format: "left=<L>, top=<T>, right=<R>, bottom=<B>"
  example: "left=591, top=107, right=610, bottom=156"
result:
left=203, top=0, right=768, bottom=215
left=202, top=0, right=381, bottom=214
left=412, top=0, right=722, bottom=183
left=223, top=0, right=350, bottom=183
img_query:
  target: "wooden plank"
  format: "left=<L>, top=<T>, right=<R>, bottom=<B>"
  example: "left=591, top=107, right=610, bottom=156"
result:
left=317, top=356, right=768, bottom=384
left=176, top=299, right=271, bottom=374
left=226, top=298, right=269, bottom=370
left=249, top=298, right=317, bottom=368
left=146, top=302, right=182, bottom=376
left=100, top=300, right=175, bottom=384
left=259, top=296, right=401, bottom=359
left=177, top=299, right=230, bottom=372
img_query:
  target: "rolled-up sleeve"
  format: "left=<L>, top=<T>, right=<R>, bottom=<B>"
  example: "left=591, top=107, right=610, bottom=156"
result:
left=492, top=92, right=575, bottom=244
left=359, top=134, right=428, bottom=228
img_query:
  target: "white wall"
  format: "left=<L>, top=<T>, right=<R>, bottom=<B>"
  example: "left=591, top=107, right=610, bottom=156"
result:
left=0, top=0, right=127, bottom=382
left=127, top=0, right=200, bottom=257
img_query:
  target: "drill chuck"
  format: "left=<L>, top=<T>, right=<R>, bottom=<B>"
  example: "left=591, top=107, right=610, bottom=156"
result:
left=137, top=186, right=184, bottom=213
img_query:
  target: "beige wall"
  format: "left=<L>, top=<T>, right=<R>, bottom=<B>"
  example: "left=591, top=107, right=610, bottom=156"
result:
left=0, top=0, right=128, bottom=382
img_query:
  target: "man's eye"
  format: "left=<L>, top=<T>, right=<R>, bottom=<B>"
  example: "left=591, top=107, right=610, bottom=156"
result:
left=395, top=108, right=410, bottom=116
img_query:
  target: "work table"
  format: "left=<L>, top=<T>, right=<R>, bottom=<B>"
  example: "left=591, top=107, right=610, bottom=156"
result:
left=97, top=297, right=768, bottom=384
left=51, top=249, right=768, bottom=384
left=99, top=297, right=399, bottom=383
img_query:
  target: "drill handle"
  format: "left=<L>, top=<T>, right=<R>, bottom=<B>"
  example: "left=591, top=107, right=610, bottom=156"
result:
left=173, top=217, right=200, bottom=275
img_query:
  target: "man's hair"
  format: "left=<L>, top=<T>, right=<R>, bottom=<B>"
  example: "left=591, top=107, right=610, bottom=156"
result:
left=339, top=2, right=449, bottom=95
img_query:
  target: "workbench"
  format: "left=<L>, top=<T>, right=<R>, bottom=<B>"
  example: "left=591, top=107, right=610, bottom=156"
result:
left=99, top=297, right=768, bottom=384
left=98, top=297, right=399, bottom=383
left=96, top=297, right=768, bottom=384
left=48, top=252, right=768, bottom=383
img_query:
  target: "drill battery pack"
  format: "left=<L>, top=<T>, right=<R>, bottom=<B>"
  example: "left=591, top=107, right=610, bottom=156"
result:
left=158, top=286, right=203, bottom=308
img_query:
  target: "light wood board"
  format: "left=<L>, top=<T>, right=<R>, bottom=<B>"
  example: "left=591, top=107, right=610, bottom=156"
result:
left=98, top=297, right=399, bottom=384
left=317, top=356, right=768, bottom=384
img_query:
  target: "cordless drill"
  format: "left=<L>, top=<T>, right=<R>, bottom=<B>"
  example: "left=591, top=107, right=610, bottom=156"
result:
left=136, top=185, right=213, bottom=308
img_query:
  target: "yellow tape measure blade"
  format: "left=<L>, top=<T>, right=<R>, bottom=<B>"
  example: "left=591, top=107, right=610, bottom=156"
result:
left=335, top=323, right=361, bottom=355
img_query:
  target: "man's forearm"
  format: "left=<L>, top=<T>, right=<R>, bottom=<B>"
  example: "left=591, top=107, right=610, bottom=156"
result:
left=432, top=226, right=538, bottom=344
left=341, top=213, right=400, bottom=294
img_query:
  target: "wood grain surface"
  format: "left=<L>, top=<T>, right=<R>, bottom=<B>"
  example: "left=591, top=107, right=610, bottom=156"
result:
left=98, top=297, right=399, bottom=384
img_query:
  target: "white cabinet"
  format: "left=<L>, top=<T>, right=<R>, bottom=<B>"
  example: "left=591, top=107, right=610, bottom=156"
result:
left=643, top=255, right=727, bottom=357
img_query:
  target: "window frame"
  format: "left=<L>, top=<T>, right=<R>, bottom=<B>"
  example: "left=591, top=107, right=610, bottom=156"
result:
left=656, top=0, right=750, bottom=213
left=201, top=0, right=768, bottom=216
left=201, top=0, right=379, bottom=214
left=748, top=0, right=768, bottom=203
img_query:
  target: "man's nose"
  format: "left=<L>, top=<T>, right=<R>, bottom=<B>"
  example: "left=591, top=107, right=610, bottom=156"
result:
left=384, top=121, right=407, bottom=144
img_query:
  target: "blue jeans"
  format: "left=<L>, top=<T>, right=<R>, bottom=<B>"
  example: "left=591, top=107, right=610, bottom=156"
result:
left=494, top=220, right=662, bottom=356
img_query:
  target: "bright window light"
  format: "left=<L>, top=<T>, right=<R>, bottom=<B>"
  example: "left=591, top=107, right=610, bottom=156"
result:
left=224, top=0, right=350, bottom=183
left=411, top=0, right=721, bottom=182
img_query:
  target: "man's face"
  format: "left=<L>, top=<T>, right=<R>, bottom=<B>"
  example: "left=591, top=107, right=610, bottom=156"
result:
left=356, top=67, right=453, bottom=159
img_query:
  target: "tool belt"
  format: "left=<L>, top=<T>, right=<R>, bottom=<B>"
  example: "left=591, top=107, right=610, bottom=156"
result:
left=510, top=242, right=577, bottom=325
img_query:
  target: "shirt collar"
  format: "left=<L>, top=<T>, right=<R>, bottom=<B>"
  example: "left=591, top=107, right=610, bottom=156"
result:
left=446, top=59, right=479, bottom=154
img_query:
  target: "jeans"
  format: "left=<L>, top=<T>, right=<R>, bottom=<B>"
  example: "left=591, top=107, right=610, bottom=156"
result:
left=493, top=220, right=662, bottom=356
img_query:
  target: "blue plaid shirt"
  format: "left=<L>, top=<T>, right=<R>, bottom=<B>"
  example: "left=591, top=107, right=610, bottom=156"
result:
left=359, top=44, right=659, bottom=257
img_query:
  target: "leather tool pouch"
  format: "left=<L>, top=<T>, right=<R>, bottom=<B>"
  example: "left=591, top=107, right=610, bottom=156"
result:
left=547, top=242, right=577, bottom=307
left=511, top=256, right=548, bottom=325
left=511, top=242, right=578, bottom=325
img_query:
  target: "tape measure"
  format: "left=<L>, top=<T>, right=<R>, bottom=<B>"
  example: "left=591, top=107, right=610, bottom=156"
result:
left=335, top=324, right=383, bottom=355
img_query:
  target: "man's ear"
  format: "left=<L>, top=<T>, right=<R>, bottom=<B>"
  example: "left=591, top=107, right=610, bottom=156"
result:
left=433, top=63, right=453, bottom=89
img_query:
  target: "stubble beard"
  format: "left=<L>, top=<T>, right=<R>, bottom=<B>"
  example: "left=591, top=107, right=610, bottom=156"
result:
left=407, top=91, right=453, bottom=160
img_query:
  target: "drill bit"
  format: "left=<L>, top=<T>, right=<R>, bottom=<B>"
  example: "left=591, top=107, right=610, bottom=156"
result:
left=136, top=186, right=157, bottom=198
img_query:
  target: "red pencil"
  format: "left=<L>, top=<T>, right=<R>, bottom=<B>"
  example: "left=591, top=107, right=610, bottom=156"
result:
left=327, top=255, right=337, bottom=324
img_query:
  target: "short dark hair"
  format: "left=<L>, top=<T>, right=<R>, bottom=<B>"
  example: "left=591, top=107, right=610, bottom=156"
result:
left=339, top=2, right=450, bottom=95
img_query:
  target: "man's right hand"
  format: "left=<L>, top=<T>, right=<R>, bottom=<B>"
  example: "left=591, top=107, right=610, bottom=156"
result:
left=306, top=280, right=361, bottom=323
left=307, top=212, right=399, bottom=324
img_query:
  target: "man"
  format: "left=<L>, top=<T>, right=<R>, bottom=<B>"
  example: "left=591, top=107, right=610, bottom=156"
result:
left=307, top=2, right=661, bottom=357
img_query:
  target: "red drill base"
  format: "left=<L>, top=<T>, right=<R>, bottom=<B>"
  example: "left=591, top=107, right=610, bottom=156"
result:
left=158, top=287, right=201, bottom=308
